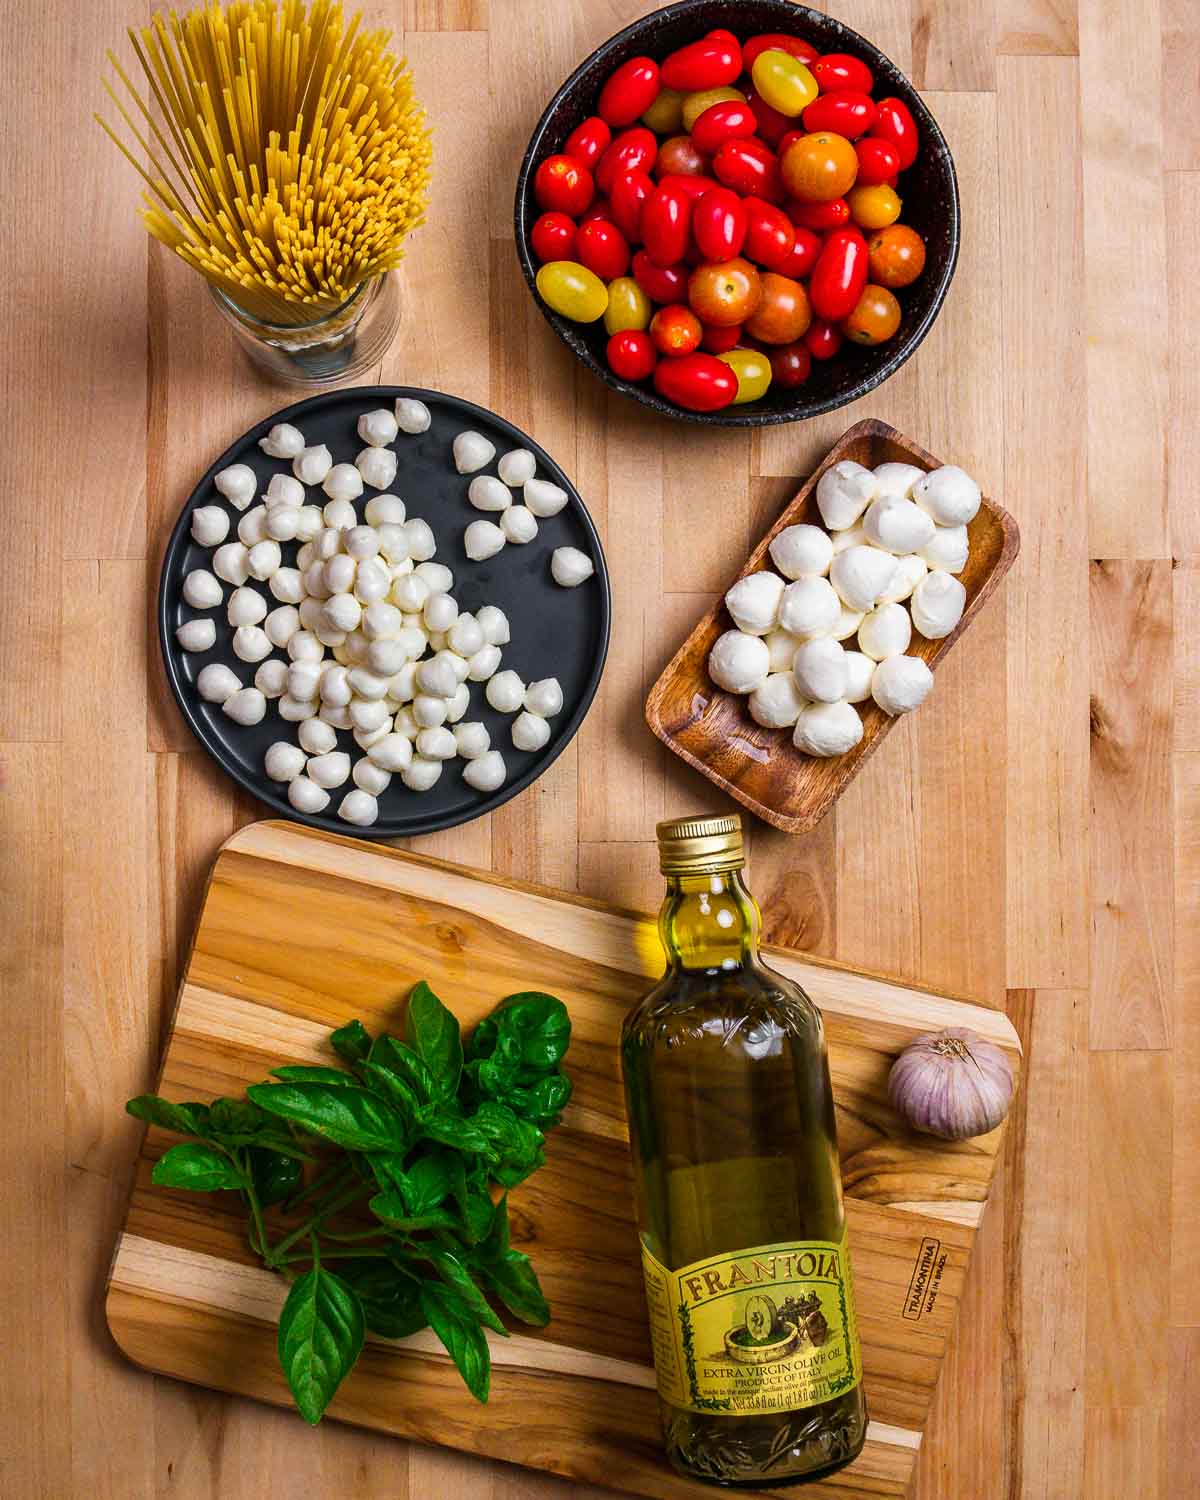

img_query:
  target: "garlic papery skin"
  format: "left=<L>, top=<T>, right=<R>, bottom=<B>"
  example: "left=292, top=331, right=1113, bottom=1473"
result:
left=887, top=1028, right=1015, bottom=1140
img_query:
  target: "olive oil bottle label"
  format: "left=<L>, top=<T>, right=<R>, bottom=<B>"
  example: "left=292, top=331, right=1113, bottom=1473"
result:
left=639, top=1234, right=861, bottom=1416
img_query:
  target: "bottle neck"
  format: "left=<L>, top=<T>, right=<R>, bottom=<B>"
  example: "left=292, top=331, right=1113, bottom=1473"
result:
left=659, top=868, right=762, bottom=972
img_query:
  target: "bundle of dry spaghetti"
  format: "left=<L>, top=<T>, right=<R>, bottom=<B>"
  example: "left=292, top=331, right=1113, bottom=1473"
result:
left=99, top=0, right=431, bottom=325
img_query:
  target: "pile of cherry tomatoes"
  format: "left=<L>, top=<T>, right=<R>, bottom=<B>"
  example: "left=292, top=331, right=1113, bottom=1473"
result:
left=528, top=28, right=928, bottom=413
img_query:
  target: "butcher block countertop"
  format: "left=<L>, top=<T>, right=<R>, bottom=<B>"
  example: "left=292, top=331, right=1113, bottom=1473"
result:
left=3, top=2, right=1196, bottom=1498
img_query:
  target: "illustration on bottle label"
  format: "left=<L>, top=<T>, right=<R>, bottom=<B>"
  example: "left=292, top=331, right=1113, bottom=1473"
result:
left=639, top=1234, right=860, bottom=1415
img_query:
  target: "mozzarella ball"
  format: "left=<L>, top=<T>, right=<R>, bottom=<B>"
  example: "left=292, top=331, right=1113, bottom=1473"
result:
left=413, top=694, right=448, bottom=729
left=183, top=569, right=222, bottom=609
left=365, top=494, right=406, bottom=527
left=298, top=718, right=337, bottom=755
left=255, top=658, right=289, bottom=698
left=416, top=655, right=458, bottom=698
left=362, top=602, right=403, bottom=641
left=176, top=619, right=215, bottom=652
left=793, top=700, right=864, bottom=757
left=322, top=463, right=363, bottom=503
left=403, top=518, right=437, bottom=561
left=353, top=557, right=391, bottom=604
left=246, top=541, right=281, bottom=581
left=232, top=625, right=271, bottom=662
left=319, top=555, right=353, bottom=597
left=392, top=706, right=420, bottom=738
left=726, top=571, right=785, bottom=635
left=778, top=576, right=841, bottom=639
left=524, top=677, right=563, bottom=717
left=287, top=630, right=324, bottom=663
left=293, top=444, right=333, bottom=486
left=423, top=593, right=459, bottom=634
left=464, top=520, right=506, bottom=561
left=391, top=574, right=429, bottom=613
left=446, top=613, right=484, bottom=657
left=348, top=667, right=391, bottom=702
left=353, top=759, right=392, bottom=796
left=454, top=721, right=490, bottom=759
left=227, top=586, right=267, bottom=627
left=919, top=524, right=970, bottom=574
left=912, top=464, right=981, bottom=526
left=356, top=447, right=397, bottom=491
left=338, top=525, right=378, bottom=562
left=376, top=523, right=410, bottom=564
left=367, top=733, right=413, bottom=772
left=469, top=475, right=512, bottom=512
left=323, top=593, right=362, bottom=634
left=831, top=524, right=868, bottom=555
left=288, top=661, right=323, bottom=702
left=829, top=604, right=865, bottom=642
left=792, top=637, right=848, bottom=703
left=265, top=742, right=307, bottom=782
left=269, top=568, right=304, bottom=606
left=434, top=649, right=470, bottom=684
left=223, top=686, right=267, bottom=725
left=475, top=606, right=511, bottom=646
left=468, top=644, right=502, bottom=681
left=512, top=711, right=551, bottom=752
left=288, top=776, right=329, bottom=813
left=749, top=672, right=807, bottom=728
left=390, top=662, right=419, bottom=703
left=197, top=663, right=241, bottom=702
left=266, top=507, right=301, bottom=543
left=415, top=562, right=454, bottom=593
left=323, top=498, right=358, bottom=532
left=769, top=523, right=834, bottom=580
left=395, top=397, right=431, bottom=434
left=708, top=630, right=770, bottom=694
left=214, top=463, right=256, bottom=510
left=872, top=461, right=925, bottom=499
left=842, top=650, right=876, bottom=704
left=191, top=505, right=230, bottom=546
left=857, top=602, right=913, bottom=661
left=911, top=570, right=967, bottom=639
left=403, top=755, right=444, bottom=791
left=306, top=751, right=351, bottom=789
left=238, top=505, right=269, bottom=545
left=313, top=527, right=342, bottom=561
left=319, top=665, right=352, bottom=706
left=463, top=750, right=506, bottom=793
left=486, top=670, right=526, bottom=713
left=278, top=693, right=317, bottom=722
left=872, top=654, right=934, bottom=715
left=862, top=496, right=936, bottom=555
left=295, top=506, right=323, bottom=544
left=259, top=423, right=305, bottom=460
left=500, top=506, right=538, bottom=544
left=498, top=448, right=537, bottom=487
left=524, top=477, right=569, bottom=517
left=416, top=726, right=457, bottom=761
left=765, top=628, right=801, bottom=673
left=357, top=407, right=399, bottom=447
left=877, top=553, right=928, bottom=604
left=335, top=789, right=377, bottom=826
left=830, top=546, right=899, bottom=612
left=318, top=702, right=353, bottom=730
left=266, top=473, right=305, bottom=508
left=444, top=683, right=470, bottom=723
left=303, top=564, right=330, bottom=602
left=551, top=546, right=594, bottom=587
left=212, top=542, right=250, bottom=586
left=816, top=460, right=878, bottom=531
left=453, top=431, right=495, bottom=473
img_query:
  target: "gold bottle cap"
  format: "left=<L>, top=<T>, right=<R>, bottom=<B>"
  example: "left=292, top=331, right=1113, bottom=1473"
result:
left=656, top=814, right=745, bottom=875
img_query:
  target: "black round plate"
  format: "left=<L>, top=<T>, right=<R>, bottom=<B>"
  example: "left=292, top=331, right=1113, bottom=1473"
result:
left=159, top=386, right=611, bottom=839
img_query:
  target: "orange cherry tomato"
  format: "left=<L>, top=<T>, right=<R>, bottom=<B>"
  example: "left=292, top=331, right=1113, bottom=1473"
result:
left=744, top=271, right=811, bottom=344
left=842, top=284, right=902, bottom=344
left=650, top=303, right=703, bottom=356
left=847, top=182, right=902, bottom=229
left=867, top=224, right=926, bottom=288
left=780, top=132, right=858, bottom=202
left=687, top=257, right=763, bottom=326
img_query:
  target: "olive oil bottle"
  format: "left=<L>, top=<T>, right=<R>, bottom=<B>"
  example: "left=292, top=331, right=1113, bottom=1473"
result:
left=621, top=815, right=867, bottom=1487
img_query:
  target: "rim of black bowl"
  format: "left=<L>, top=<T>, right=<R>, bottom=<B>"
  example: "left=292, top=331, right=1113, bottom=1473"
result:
left=514, top=0, right=960, bottom=427
left=158, top=385, right=612, bottom=840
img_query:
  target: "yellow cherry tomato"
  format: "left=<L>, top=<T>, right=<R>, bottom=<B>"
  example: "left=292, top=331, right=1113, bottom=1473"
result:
left=535, top=260, right=609, bottom=322
left=603, top=275, right=652, bottom=334
left=681, top=86, right=745, bottom=132
left=750, top=49, right=818, bottom=117
left=717, top=348, right=773, bottom=404
left=847, top=183, right=902, bottom=230
left=642, top=86, right=685, bottom=134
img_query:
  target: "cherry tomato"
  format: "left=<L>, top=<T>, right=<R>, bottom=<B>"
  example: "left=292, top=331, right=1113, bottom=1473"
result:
left=842, top=283, right=901, bottom=344
left=802, top=91, right=877, bottom=139
left=706, top=27, right=739, bottom=46
left=701, top=320, right=742, bottom=353
left=690, top=99, right=757, bottom=154
left=534, top=155, right=593, bottom=216
left=608, top=168, right=654, bottom=240
left=786, top=196, right=851, bottom=230
left=575, top=217, right=630, bottom=280
left=808, top=227, right=868, bottom=321
left=642, top=87, right=685, bottom=134
left=641, top=183, right=692, bottom=267
left=653, top=351, right=738, bottom=411
left=744, top=271, right=811, bottom=343
left=603, top=275, right=652, bottom=333
left=595, top=127, right=657, bottom=194
left=804, top=318, right=843, bottom=360
left=535, top=260, right=608, bottom=322
left=657, top=134, right=708, bottom=177
left=867, top=223, right=926, bottom=288
left=751, top=50, right=819, bottom=118
left=812, top=53, right=874, bottom=94
left=745, top=87, right=792, bottom=147
left=564, top=116, right=611, bottom=170
left=687, top=257, right=763, bottom=326
left=847, top=182, right=902, bottom=229
left=650, top=303, right=702, bottom=356
left=606, top=329, right=656, bottom=381
left=713, top=138, right=784, bottom=202
left=772, top=224, right=821, bottom=278
left=781, top=132, right=858, bottom=201
left=681, top=86, right=745, bottom=132
left=530, top=211, right=576, bottom=263
left=872, top=97, right=919, bottom=169
left=598, top=58, right=661, bottom=128
left=743, top=33, right=819, bottom=70
left=661, top=37, right=742, bottom=92
left=718, top=347, right=773, bottom=404
left=656, top=172, right=722, bottom=201
left=692, top=186, right=747, bottom=260
left=854, top=136, right=901, bottom=185
left=632, top=249, right=688, bottom=303
left=742, top=196, right=796, bottom=272
left=578, top=199, right=611, bottom=224
left=769, top=340, right=813, bottom=387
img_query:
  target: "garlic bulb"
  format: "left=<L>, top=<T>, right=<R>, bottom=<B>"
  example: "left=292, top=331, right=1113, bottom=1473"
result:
left=888, top=1028, right=1015, bottom=1140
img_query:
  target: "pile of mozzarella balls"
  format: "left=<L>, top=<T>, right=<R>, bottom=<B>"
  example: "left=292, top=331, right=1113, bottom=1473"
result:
left=176, top=399, right=584, bottom=827
left=708, top=459, right=980, bottom=757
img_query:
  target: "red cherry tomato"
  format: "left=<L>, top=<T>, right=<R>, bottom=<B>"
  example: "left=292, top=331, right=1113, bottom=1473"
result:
left=578, top=199, right=611, bottom=224
left=855, top=137, right=901, bottom=185
left=786, top=196, right=851, bottom=230
left=809, top=227, right=869, bottom=322
left=802, top=90, right=877, bottom=139
left=745, top=87, right=792, bottom=147
left=742, top=196, right=796, bottom=272
left=692, top=186, right=747, bottom=260
left=530, top=211, right=576, bottom=262
left=872, top=97, right=919, bottom=170
left=706, top=27, right=739, bottom=46
left=564, top=116, right=611, bottom=170
left=660, top=38, right=742, bottom=92
left=743, top=33, right=819, bottom=69
left=641, top=183, right=692, bottom=267
left=534, top=155, right=593, bottom=216
left=778, top=129, right=805, bottom=156
left=575, top=217, right=630, bottom=280
left=690, top=99, right=757, bottom=154
left=606, top=329, right=657, bottom=381
left=804, top=318, right=843, bottom=360
left=609, top=169, right=654, bottom=240
left=632, top=249, right=688, bottom=303
left=657, top=134, right=707, bottom=177
left=656, top=172, right=722, bottom=201
left=773, top=224, right=821, bottom=278
left=653, top=351, right=738, bottom=411
left=812, top=53, right=874, bottom=94
left=650, top=303, right=702, bottom=356
left=595, top=127, right=657, bottom=194
left=769, top=340, right=812, bottom=387
left=701, top=320, right=742, bottom=353
left=712, top=138, right=784, bottom=202
left=598, top=58, right=661, bottom=128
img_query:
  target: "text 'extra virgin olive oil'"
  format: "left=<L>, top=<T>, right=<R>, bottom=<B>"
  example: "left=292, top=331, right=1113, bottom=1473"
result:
left=620, top=815, right=867, bottom=1487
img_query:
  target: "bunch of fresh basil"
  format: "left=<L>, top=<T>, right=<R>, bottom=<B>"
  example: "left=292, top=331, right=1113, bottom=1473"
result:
left=126, top=981, right=572, bottom=1423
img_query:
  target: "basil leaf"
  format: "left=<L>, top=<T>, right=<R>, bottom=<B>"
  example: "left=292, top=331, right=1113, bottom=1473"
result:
left=126, top=1095, right=212, bottom=1139
left=366, top=1151, right=408, bottom=1194
left=492, top=993, right=572, bottom=1071
left=400, top=1149, right=466, bottom=1218
left=248, top=1083, right=410, bottom=1154
left=151, top=1142, right=243, bottom=1192
left=248, top=1147, right=303, bottom=1208
left=420, top=1110, right=491, bottom=1155
left=368, top=1035, right=438, bottom=1105
left=277, top=1261, right=365, bottom=1425
left=419, top=1282, right=491, bottom=1403
left=476, top=1248, right=550, bottom=1327
left=330, top=1019, right=373, bottom=1065
left=271, top=1066, right=357, bottom=1087
left=482, top=1193, right=511, bottom=1258
left=405, top=982, right=462, bottom=1098
left=358, top=1061, right=422, bottom=1116
left=368, top=1191, right=461, bottom=1234
left=339, top=1262, right=426, bottom=1340
left=425, top=1249, right=507, bottom=1336
left=208, top=1098, right=267, bottom=1136
left=504, top=1071, right=573, bottom=1126
left=460, top=1187, right=497, bottom=1245
left=472, top=1101, right=545, bottom=1178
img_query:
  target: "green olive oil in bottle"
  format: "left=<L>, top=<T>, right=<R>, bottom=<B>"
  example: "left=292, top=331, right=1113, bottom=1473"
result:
left=620, top=815, right=867, bottom=1487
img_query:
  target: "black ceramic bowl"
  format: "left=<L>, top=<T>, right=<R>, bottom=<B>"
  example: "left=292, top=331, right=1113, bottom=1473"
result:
left=514, top=0, right=959, bottom=426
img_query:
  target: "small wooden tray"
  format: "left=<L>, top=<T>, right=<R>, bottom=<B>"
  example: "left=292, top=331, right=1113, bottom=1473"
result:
left=645, top=420, right=1020, bottom=834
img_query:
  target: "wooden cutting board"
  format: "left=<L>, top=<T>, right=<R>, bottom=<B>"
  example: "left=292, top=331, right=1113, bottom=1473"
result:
left=108, top=821, right=1019, bottom=1499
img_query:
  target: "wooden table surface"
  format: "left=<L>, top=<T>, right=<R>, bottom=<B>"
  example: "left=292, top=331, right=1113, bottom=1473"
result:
left=3, top=1, right=1195, bottom=1497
